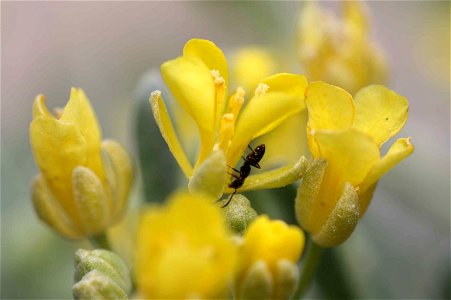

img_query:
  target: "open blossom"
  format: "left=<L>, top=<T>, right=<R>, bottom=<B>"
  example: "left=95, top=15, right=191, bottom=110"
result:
left=151, top=39, right=308, bottom=199
left=298, top=1, right=387, bottom=94
left=134, top=191, right=237, bottom=299
left=295, top=82, right=413, bottom=247
left=30, top=88, right=133, bottom=238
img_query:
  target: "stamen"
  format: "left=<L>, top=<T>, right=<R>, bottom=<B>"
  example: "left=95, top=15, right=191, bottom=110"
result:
left=255, top=83, right=269, bottom=97
left=227, top=87, right=245, bottom=121
left=218, top=113, right=235, bottom=152
left=211, top=70, right=226, bottom=134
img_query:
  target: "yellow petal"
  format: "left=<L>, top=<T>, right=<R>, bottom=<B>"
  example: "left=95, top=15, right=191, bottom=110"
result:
left=312, top=182, right=360, bottom=247
left=225, top=156, right=308, bottom=193
left=60, top=88, right=104, bottom=180
left=32, top=94, right=52, bottom=118
left=316, top=129, right=380, bottom=186
left=150, top=91, right=193, bottom=178
left=305, top=81, right=355, bottom=132
left=73, top=166, right=109, bottom=235
left=358, top=182, right=377, bottom=218
left=31, top=174, right=82, bottom=238
left=310, top=129, right=379, bottom=233
left=352, top=85, right=409, bottom=146
left=101, top=140, right=134, bottom=220
left=343, top=0, right=368, bottom=37
left=161, top=56, right=216, bottom=165
left=30, top=116, right=86, bottom=221
left=360, top=137, right=414, bottom=195
left=188, top=150, right=226, bottom=199
left=255, top=111, right=309, bottom=167
left=183, top=38, right=228, bottom=87
left=228, top=74, right=307, bottom=165
left=161, top=56, right=216, bottom=134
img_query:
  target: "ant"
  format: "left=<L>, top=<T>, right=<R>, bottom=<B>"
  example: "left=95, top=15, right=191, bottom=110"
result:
left=221, top=144, right=265, bottom=208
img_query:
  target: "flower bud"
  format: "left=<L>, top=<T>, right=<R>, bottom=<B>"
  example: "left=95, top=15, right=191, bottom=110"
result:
left=74, top=249, right=131, bottom=294
left=221, top=194, right=258, bottom=235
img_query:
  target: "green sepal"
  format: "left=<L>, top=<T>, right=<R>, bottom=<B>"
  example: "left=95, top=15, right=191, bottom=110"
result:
left=220, top=194, right=257, bottom=235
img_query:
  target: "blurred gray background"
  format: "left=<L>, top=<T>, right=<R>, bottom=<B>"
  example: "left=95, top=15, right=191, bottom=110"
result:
left=2, top=1, right=449, bottom=298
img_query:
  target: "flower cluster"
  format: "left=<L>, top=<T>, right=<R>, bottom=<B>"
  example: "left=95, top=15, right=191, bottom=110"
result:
left=28, top=6, right=413, bottom=296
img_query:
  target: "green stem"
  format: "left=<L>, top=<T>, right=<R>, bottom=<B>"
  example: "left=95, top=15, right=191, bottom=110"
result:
left=89, top=232, right=112, bottom=250
left=293, top=239, right=323, bottom=299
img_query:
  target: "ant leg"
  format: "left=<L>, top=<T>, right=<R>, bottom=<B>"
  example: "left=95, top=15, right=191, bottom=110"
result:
left=221, top=189, right=237, bottom=208
left=247, top=145, right=254, bottom=152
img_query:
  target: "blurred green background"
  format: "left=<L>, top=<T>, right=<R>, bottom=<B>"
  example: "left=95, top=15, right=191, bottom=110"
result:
left=2, top=1, right=449, bottom=298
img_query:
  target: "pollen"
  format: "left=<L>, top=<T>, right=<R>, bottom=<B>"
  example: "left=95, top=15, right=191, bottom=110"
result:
left=211, top=69, right=225, bottom=86
left=254, top=83, right=269, bottom=97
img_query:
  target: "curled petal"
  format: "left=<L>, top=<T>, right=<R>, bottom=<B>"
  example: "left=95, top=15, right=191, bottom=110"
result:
left=31, top=174, right=82, bottom=238
left=352, top=85, right=409, bottom=146
left=150, top=91, right=193, bottom=178
left=225, top=156, right=308, bottom=193
left=101, top=140, right=134, bottom=219
left=188, top=149, right=226, bottom=199
left=312, top=182, right=360, bottom=247
left=73, top=166, right=109, bottom=235
left=360, top=137, right=414, bottom=195
left=32, top=94, right=52, bottom=118
left=183, top=38, right=228, bottom=87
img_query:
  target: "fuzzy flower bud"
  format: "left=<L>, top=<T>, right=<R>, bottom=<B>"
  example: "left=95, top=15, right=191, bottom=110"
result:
left=30, top=88, right=133, bottom=238
left=73, top=249, right=131, bottom=300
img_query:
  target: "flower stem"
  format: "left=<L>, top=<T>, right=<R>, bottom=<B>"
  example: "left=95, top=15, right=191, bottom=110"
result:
left=90, top=232, right=112, bottom=250
left=293, top=239, right=323, bottom=299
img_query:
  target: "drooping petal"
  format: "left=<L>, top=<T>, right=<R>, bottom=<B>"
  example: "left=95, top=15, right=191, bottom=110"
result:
left=31, top=174, right=82, bottom=238
left=183, top=38, right=228, bottom=87
left=225, top=156, right=308, bottom=193
left=161, top=56, right=216, bottom=165
left=73, top=166, right=109, bottom=235
left=312, top=182, right=360, bottom=247
left=30, top=116, right=87, bottom=220
left=101, top=140, right=134, bottom=219
left=150, top=91, right=193, bottom=178
left=309, top=129, right=379, bottom=233
left=352, top=85, right=409, bottom=146
left=60, top=88, right=104, bottom=180
left=360, top=137, right=414, bottom=195
left=228, top=74, right=307, bottom=165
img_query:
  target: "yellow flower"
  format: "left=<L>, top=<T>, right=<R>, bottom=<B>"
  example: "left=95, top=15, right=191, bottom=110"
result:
left=30, top=88, right=133, bottom=239
left=235, top=215, right=305, bottom=300
left=134, top=191, right=237, bottom=299
left=151, top=39, right=308, bottom=199
left=295, top=82, right=414, bottom=247
left=298, top=1, right=387, bottom=94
